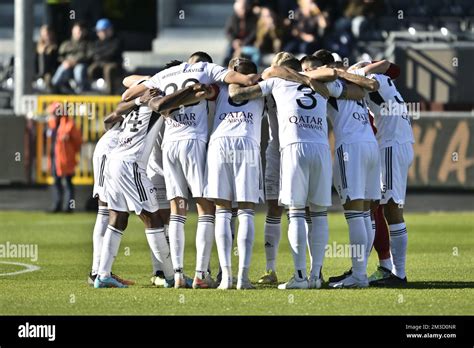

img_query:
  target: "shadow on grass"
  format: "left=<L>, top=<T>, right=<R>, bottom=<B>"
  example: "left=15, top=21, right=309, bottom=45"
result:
left=403, top=281, right=474, bottom=289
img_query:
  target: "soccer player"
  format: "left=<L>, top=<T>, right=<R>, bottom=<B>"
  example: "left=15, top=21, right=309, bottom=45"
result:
left=318, top=61, right=382, bottom=288
left=257, top=89, right=283, bottom=285
left=142, top=52, right=260, bottom=288
left=203, top=57, right=265, bottom=290
left=229, top=53, right=343, bottom=289
left=89, top=76, right=156, bottom=287
left=350, top=60, right=415, bottom=286
left=94, top=79, right=209, bottom=288
left=89, top=113, right=128, bottom=286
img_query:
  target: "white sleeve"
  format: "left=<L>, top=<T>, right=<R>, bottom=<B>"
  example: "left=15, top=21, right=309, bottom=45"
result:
left=351, top=68, right=366, bottom=77
left=206, top=63, right=230, bottom=83
left=258, top=78, right=276, bottom=96
left=325, top=80, right=344, bottom=98
left=143, top=73, right=160, bottom=89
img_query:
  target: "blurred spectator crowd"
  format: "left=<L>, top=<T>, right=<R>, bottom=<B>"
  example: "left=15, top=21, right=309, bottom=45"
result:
left=35, top=18, right=123, bottom=94
left=224, top=0, right=474, bottom=66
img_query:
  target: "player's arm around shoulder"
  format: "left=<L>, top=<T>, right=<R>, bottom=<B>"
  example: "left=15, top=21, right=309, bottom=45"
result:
left=336, top=69, right=379, bottom=92
left=228, top=81, right=265, bottom=103
left=148, top=83, right=214, bottom=115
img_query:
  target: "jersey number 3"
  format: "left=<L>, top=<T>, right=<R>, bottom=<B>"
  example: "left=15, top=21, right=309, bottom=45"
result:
left=296, top=84, right=317, bottom=110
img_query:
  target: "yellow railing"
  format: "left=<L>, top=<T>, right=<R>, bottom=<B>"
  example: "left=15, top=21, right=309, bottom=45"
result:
left=35, top=95, right=121, bottom=185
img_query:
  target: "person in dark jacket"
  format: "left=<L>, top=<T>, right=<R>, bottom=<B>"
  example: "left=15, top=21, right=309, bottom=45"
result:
left=87, top=18, right=123, bottom=94
left=224, top=0, right=258, bottom=65
left=36, top=24, right=58, bottom=92
left=51, top=22, right=91, bottom=93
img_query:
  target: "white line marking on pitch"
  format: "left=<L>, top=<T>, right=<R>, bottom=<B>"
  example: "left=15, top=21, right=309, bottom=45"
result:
left=0, top=261, right=40, bottom=276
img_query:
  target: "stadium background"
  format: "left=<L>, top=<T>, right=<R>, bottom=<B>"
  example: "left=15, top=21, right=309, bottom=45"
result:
left=0, top=0, right=473, bottom=212
left=0, top=0, right=472, bottom=317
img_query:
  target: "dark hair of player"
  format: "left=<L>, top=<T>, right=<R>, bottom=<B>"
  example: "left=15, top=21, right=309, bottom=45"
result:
left=189, top=51, right=213, bottom=63
left=164, top=60, right=183, bottom=69
left=229, top=57, right=257, bottom=75
left=279, top=57, right=302, bottom=72
left=313, top=49, right=335, bottom=66
left=328, top=61, right=345, bottom=69
left=300, top=55, right=320, bottom=68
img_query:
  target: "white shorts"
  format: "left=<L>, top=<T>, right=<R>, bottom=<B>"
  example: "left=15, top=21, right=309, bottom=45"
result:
left=162, top=139, right=207, bottom=200
left=204, top=137, right=264, bottom=204
left=147, top=170, right=170, bottom=209
left=92, top=153, right=108, bottom=203
left=105, top=158, right=159, bottom=215
left=380, top=142, right=414, bottom=205
left=333, top=142, right=381, bottom=205
left=279, top=142, right=332, bottom=208
left=264, top=145, right=280, bottom=201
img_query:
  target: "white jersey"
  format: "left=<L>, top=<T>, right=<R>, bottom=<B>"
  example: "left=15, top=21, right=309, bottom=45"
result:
left=326, top=87, right=377, bottom=147
left=108, top=106, right=162, bottom=169
left=365, top=73, right=414, bottom=147
left=265, top=95, right=279, bottom=152
left=144, top=61, right=230, bottom=145
left=210, top=83, right=264, bottom=146
left=93, top=122, right=121, bottom=158
left=258, top=77, right=343, bottom=149
left=147, top=116, right=165, bottom=177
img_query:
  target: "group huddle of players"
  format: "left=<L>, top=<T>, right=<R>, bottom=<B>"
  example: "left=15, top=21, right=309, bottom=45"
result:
left=87, top=48, right=414, bottom=290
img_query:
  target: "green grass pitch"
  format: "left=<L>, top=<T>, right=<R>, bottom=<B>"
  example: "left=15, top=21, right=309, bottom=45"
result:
left=0, top=211, right=473, bottom=315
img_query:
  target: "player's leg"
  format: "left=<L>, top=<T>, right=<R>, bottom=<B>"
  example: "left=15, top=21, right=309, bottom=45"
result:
left=277, top=144, right=310, bottom=290
left=94, top=209, right=129, bottom=288
left=307, top=204, right=328, bottom=289
left=329, top=198, right=368, bottom=288
left=305, top=143, right=331, bottom=288
left=89, top=199, right=109, bottom=285
left=150, top=208, right=170, bottom=286
left=139, top=209, right=175, bottom=287
left=260, top=144, right=282, bottom=284
left=368, top=201, right=393, bottom=283
left=382, top=200, right=408, bottom=284
left=90, top=152, right=109, bottom=284
left=236, top=201, right=256, bottom=289
left=371, top=143, right=412, bottom=286
left=214, top=199, right=233, bottom=289
left=193, top=197, right=217, bottom=289
left=363, top=200, right=374, bottom=267
left=168, top=197, right=189, bottom=287
left=162, top=140, right=193, bottom=288
left=258, top=199, right=283, bottom=284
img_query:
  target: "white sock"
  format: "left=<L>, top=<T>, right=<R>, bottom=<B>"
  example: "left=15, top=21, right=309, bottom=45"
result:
left=145, top=227, right=174, bottom=279
left=363, top=211, right=374, bottom=268
left=345, top=211, right=367, bottom=278
left=389, top=222, right=408, bottom=279
left=288, top=210, right=307, bottom=280
left=308, top=210, right=328, bottom=279
left=150, top=224, right=169, bottom=274
left=380, top=258, right=393, bottom=270
left=264, top=215, right=281, bottom=271
left=195, top=214, right=215, bottom=277
left=98, top=225, right=123, bottom=279
left=215, top=209, right=233, bottom=270
left=169, top=214, right=186, bottom=272
left=150, top=251, right=161, bottom=274
left=91, top=206, right=109, bottom=275
left=237, top=209, right=255, bottom=280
